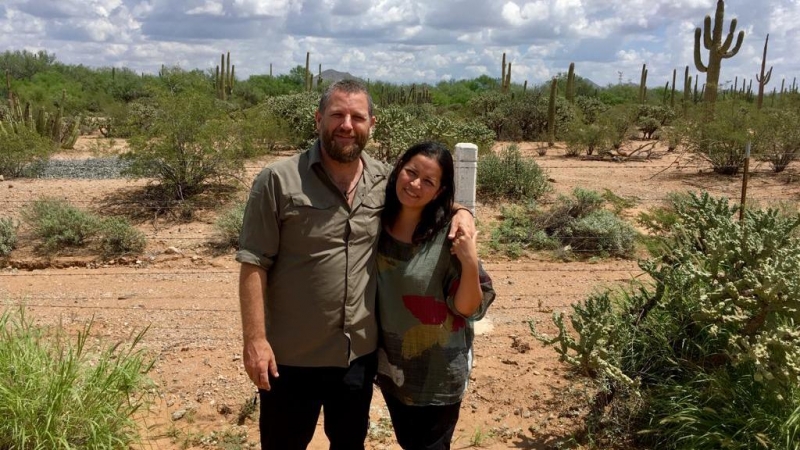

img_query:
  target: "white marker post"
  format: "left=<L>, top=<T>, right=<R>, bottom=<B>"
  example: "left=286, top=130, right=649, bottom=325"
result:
left=454, top=143, right=478, bottom=218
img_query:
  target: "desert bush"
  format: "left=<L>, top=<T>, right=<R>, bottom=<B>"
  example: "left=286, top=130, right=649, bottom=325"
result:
left=477, top=144, right=550, bottom=203
left=563, top=121, right=609, bottom=156
left=534, top=192, right=800, bottom=448
left=0, top=125, right=54, bottom=178
left=214, top=200, right=246, bottom=249
left=371, top=105, right=494, bottom=164
left=123, top=91, right=251, bottom=200
left=23, top=197, right=100, bottom=253
left=0, top=307, right=154, bottom=449
left=97, top=217, right=146, bottom=257
left=490, top=188, right=637, bottom=259
left=682, top=104, right=753, bottom=175
left=753, top=109, right=800, bottom=173
left=0, top=217, right=18, bottom=257
left=555, top=210, right=636, bottom=257
left=574, top=96, right=610, bottom=125
left=635, top=104, right=675, bottom=139
left=262, top=91, right=320, bottom=147
left=600, top=104, right=636, bottom=149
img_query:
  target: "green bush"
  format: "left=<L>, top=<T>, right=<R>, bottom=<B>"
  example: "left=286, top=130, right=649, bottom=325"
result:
left=123, top=91, right=251, bottom=200
left=477, top=144, right=550, bottom=203
left=534, top=192, right=800, bottom=448
left=555, top=210, right=636, bottom=257
left=23, top=197, right=99, bottom=253
left=0, top=307, right=154, bottom=449
left=97, top=217, right=146, bottom=257
left=0, top=217, right=18, bottom=257
left=214, top=200, right=246, bottom=249
left=0, top=125, right=54, bottom=178
left=262, top=91, right=320, bottom=147
left=490, top=188, right=637, bottom=259
left=681, top=103, right=753, bottom=175
left=753, top=108, right=800, bottom=173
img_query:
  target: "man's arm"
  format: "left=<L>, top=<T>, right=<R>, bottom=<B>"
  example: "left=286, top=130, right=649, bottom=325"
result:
left=448, top=203, right=476, bottom=240
left=239, top=263, right=279, bottom=390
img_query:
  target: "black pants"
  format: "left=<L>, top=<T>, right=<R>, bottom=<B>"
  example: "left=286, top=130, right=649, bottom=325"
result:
left=258, top=352, right=378, bottom=450
left=382, top=391, right=461, bottom=450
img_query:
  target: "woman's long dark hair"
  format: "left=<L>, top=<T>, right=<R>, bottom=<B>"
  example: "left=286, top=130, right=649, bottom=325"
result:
left=382, top=141, right=455, bottom=244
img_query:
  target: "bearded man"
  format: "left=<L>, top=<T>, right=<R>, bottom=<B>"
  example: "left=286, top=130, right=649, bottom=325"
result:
left=237, top=79, right=474, bottom=450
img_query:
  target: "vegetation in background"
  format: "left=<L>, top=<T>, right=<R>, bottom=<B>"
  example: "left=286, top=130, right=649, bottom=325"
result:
left=214, top=200, right=247, bottom=250
left=0, top=307, right=154, bottom=449
left=490, top=188, right=637, bottom=259
left=22, top=197, right=145, bottom=257
left=477, top=144, right=551, bottom=203
left=533, top=192, right=800, bottom=449
left=0, top=217, right=18, bottom=257
left=0, top=125, right=53, bottom=177
left=122, top=90, right=251, bottom=200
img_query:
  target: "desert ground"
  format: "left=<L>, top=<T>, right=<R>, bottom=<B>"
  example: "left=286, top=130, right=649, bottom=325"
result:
left=2, top=136, right=799, bottom=449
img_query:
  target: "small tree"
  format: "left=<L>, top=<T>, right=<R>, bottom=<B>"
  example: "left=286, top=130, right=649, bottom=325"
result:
left=0, top=125, right=53, bottom=178
left=122, top=91, right=250, bottom=200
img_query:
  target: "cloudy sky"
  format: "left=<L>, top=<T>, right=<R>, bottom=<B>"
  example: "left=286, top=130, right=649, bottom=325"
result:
left=1, top=0, right=799, bottom=90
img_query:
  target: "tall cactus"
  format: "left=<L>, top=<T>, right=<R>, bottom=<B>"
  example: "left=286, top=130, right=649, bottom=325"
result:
left=215, top=52, right=235, bottom=100
left=693, top=0, right=745, bottom=106
left=670, top=68, right=677, bottom=109
left=639, top=64, right=648, bottom=104
left=566, top=62, right=576, bottom=103
left=305, top=52, right=311, bottom=92
left=683, top=66, right=692, bottom=115
left=501, top=53, right=507, bottom=92
left=547, top=77, right=557, bottom=147
left=756, top=34, right=773, bottom=110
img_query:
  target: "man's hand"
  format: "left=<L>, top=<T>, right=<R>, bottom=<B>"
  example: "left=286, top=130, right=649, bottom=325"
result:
left=243, top=337, right=279, bottom=391
left=449, top=208, right=476, bottom=240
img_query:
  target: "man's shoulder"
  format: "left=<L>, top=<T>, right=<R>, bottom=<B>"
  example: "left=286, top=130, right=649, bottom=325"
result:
left=362, top=151, right=391, bottom=177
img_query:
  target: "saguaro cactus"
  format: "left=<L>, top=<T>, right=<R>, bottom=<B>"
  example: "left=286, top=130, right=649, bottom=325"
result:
left=670, top=68, right=677, bottom=109
left=547, top=77, right=557, bottom=147
left=694, top=0, right=745, bottom=106
left=566, top=62, right=576, bottom=103
left=215, top=52, right=235, bottom=100
left=305, top=52, right=311, bottom=92
left=756, top=34, right=773, bottom=110
left=639, top=64, right=648, bottom=104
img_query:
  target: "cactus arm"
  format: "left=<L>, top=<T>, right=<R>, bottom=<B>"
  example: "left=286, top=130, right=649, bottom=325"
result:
left=721, top=18, right=737, bottom=50
left=694, top=28, right=708, bottom=72
left=764, top=67, right=773, bottom=84
left=703, top=16, right=713, bottom=49
left=723, top=31, right=745, bottom=58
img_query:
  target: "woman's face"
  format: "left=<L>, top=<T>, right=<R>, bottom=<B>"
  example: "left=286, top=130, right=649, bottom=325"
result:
left=395, top=154, right=443, bottom=211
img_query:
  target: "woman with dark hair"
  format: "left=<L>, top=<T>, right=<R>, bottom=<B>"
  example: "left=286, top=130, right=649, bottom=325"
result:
left=376, top=141, right=495, bottom=450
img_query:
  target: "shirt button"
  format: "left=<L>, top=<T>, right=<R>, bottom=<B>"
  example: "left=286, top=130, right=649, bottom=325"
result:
left=348, top=241, right=353, bottom=247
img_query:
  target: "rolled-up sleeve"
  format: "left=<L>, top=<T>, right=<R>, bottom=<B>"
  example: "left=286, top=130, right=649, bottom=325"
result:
left=444, top=261, right=496, bottom=321
left=236, top=168, right=281, bottom=270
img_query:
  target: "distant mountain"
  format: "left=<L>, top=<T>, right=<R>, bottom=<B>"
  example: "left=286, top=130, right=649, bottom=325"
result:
left=319, top=69, right=363, bottom=83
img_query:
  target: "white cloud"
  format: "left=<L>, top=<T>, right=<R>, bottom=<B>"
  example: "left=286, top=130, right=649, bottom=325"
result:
left=0, top=0, right=796, bottom=87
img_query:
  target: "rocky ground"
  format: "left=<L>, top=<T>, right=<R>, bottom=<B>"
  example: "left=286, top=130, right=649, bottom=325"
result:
left=2, top=136, right=799, bottom=449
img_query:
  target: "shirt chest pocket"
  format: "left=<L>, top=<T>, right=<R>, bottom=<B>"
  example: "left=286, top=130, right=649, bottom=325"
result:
left=283, top=194, right=339, bottom=239
left=357, top=192, right=384, bottom=239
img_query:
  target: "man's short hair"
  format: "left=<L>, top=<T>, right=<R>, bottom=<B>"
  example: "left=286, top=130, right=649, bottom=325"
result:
left=319, top=79, right=374, bottom=117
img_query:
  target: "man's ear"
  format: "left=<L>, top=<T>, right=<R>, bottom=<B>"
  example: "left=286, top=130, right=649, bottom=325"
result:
left=314, top=110, right=322, bottom=131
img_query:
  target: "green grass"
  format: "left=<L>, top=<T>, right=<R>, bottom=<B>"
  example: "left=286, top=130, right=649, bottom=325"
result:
left=0, top=217, right=17, bottom=257
left=0, top=306, right=155, bottom=449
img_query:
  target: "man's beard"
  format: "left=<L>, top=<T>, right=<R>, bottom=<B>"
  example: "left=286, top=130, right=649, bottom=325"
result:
left=320, top=128, right=367, bottom=163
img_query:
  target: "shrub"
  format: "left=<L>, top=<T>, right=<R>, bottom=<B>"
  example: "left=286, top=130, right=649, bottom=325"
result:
left=214, top=200, right=246, bottom=249
left=490, top=188, right=637, bottom=259
left=0, top=125, right=54, bottom=178
left=682, top=104, right=753, bottom=175
left=123, top=91, right=251, bottom=200
left=753, top=109, right=800, bottom=173
left=0, top=217, right=18, bottom=257
left=262, top=91, right=320, bottom=147
left=23, top=197, right=99, bottom=253
left=534, top=192, right=800, bottom=448
left=555, top=210, right=636, bottom=257
left=563, top=121, right=609, bottom=156
left=97, top=217, right=146, bottom=257
left=477, top=144, right=551, bottom=203
left=0, top=307, right=154, bottom=449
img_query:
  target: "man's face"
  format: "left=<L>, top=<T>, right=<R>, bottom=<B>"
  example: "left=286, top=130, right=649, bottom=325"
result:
left=315, top=90, right=376, bottom=163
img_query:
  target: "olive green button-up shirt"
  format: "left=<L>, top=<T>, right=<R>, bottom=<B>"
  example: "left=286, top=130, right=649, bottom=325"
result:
left=236, top=141, right=389, bottom=368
